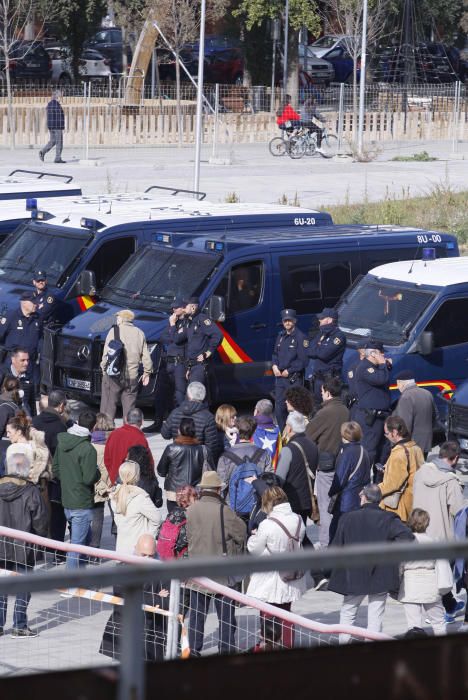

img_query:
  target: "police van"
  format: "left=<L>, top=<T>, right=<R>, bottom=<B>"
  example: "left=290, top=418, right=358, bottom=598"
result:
left=0, top=169, right=82, bottom=238
left=335, top=254, right=468, bottom=416
left=41, top=225, right=458, bottom=403
left=0, top=191, right=331, bottom=322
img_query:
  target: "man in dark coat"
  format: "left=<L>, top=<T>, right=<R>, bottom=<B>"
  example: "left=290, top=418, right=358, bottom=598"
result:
left=39, top=90, right=66, bottom=163
left=394, top=369, right=438, bottom=457
left=328, top=483, right=413, bottom=643
left=161, top=381, right=219, bottom=461
left=0, top=451, right=48, bottom=636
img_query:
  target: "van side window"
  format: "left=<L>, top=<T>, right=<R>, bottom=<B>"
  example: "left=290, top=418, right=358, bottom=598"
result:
left=214, top=261, right=263, bottom=315
left=86, top=237, right=136, bottom=290
left=425, top=298, right=468, bottom=348
left=280, top=257, right=352, bottom=314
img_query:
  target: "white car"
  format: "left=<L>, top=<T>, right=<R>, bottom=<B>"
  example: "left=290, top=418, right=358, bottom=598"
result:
left=48, top=45, right=111, bottom=84
left=298, top=45, right=334, bottom=84
left=308, top=35, right=354, bottom=59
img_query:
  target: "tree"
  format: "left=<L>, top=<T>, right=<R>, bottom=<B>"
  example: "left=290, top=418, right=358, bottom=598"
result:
left=54, top=0, right=107, bottom=78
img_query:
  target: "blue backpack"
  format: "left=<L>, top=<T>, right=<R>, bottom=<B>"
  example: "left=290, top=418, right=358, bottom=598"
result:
left=227, top=448, right=264, bottom=516
left=105, top=324, right=125, bottom=377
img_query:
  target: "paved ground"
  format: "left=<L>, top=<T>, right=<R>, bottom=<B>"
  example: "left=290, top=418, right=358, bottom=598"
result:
left=0, top=139, right=466, bottom=208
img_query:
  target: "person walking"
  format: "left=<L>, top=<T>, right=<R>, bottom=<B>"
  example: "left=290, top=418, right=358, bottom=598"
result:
left=399, top=508, right=446, bottom=636
left=104, top=407, right=153, bottom=485
left=328, top=483, right=414, bottom=643
left=0, top=451, right=48, bottom=637
left=157, top=416, right=213, bottom=512
left=272, top=309, right=308, bottom=430
left=328, top=421, right=371, bottom=542
left=39, top=90, right=66, bottom=164
left=379, top=416, right=424, bottom=523
left=186, top=471, right=246, bottom=656
left=52, top=410, right=100, bottom=568
left=247, top=486, right=306, bottom=648
left=100, top=309, right=153, bottom=421
left=394, top=370, right=439, bottom=457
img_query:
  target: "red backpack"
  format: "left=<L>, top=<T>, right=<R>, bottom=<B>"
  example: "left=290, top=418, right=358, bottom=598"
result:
left=156, top=517, right=187, bottom=560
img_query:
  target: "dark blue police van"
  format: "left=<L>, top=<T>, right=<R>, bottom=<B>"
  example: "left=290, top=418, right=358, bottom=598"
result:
left=0, top=194, right=330, bottom=322
left=41, top=224, right=458, bottom=403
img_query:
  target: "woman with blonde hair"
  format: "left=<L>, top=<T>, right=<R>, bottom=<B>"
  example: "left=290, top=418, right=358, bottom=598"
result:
left=247, top=486, right=306, bottom=648
left=90, top=412, right=115, bottom=548
left=6, top=411, right=50, bottom=484
left=110, top=460, right=162, bottom=554
left=215, top=403, right=239, bottom=453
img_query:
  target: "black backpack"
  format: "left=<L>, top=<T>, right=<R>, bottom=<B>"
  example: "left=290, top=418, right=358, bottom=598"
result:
left=104, top=324, right=125, bottom=377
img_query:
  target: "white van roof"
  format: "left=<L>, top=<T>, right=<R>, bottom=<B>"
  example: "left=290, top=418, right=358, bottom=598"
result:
left=0, top=170, right=81, bottom=199
left=370, top=257, right=468, bottom=288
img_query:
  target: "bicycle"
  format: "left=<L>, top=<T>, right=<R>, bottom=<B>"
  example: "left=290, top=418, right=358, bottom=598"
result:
left=288, top=125, right=339, bottom=159
left=268, top=122, right=305, bottom=157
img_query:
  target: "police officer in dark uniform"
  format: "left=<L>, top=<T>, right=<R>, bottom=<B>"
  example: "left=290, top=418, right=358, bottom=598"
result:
left=307, top=307, right=346, bottom=403
left=32, top=269, right=57, bottom=323
left=354, top=340, right=392, bottom=469
left=346, top=340, right=367, bottom=420
left=183, top=297, right=222, bottom=387
left=272, top=308, right=308, bottom=430
left=144, top=298, right=188, bottom=434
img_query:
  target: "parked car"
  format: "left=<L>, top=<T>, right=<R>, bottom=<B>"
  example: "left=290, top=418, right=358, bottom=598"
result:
left=308, top=35, right=354, bottom=59
left=0, top=41, right=52, bottom=83
left=299, top=45, right=334, bottom=85
left=85, top=27, right=132, bottom=73
left=48, top=45, right=111, bottom=84
left=80, top=49, right=112, bottom=79
left=372, top=43, right=463, bottom=83
left=157, top=38, right=244, bottom=85
left=322, top=45, right=360, bottom=83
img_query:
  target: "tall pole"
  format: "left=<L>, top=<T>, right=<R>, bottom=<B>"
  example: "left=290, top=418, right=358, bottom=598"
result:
left=283, top=0, right=289, bottom=93
left=357, top=0, right=368, bottom=156
left=193, top=0, right=206, bottom=194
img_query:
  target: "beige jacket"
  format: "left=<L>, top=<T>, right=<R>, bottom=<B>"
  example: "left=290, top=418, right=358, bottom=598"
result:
left=100, top=320, right=153, bottom=381
left=6, top=429, right=51, bottom=484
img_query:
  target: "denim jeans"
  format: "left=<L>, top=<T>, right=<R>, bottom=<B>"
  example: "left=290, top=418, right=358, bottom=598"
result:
left=0, top=565, right=30, bottom=630
left=64, top=508, right=93, bottom=569
left=188, top=590, right=236, bottom=655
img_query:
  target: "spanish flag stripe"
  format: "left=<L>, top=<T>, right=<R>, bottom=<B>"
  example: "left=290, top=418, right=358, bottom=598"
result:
left=389, top=380, right=456, bottom=393
left=77, top=295, right=97, bottom=312
left=215, top=323, right=253, bottom=364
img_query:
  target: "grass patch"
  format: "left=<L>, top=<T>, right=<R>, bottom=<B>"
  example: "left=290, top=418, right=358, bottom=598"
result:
left=325, top=185, right=468, bottom=246
left=391, top=150, right=437, bottom=162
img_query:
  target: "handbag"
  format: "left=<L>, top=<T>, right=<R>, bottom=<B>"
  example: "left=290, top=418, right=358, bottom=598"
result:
left=327, top=446, right=364, bottom=515
left=382, top=445, right=410, bottom=509
left=290, top=440, right=319, bottom=523
left=436, top=559, right=454, bottom=595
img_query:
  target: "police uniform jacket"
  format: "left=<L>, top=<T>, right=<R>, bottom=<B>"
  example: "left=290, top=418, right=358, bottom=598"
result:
left=160, top=319, right=187, bottom=360
left=183, top=312, right=222, bottom=361
left=355, top=358, right=390, bottom=410
left=33, top=286, right=57, bottom=323
left=307, top=322, right=346, bottom=376
left=272, top=327, right=308, bottom=373
left=0, top=308, right=42, bottom=359
left=347, top=356, right=362, bottom=402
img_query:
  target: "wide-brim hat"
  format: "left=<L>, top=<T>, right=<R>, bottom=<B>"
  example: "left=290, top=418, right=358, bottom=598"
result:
left=199, top=471, right=223, bottom=489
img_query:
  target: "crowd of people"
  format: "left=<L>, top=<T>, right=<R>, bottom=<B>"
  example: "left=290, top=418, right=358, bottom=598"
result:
left=0, top=295, right=466, bottom=655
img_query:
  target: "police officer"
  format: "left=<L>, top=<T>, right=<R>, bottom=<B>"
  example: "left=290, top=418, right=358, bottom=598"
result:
left=346, top=340, right=367, bottom=420
left=0, top=292, right=42, bottom=363
left=307, top=308, right=346, bottom=403
left=354, top=340, right=392, bottom=469
left=183, top=297, right=222, bottom=387
left=272, top=308, right=308, bottom=430
left=144, top=298, right=188, bottom=434
left=32, top=270, right=57, bottom=323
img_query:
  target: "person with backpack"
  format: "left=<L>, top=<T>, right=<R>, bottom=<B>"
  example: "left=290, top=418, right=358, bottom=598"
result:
left=157, top=484, right=198, bottom=561
left=157, top=417, right=214, bottom=513
left=252, top=399, right=282, bottom=470
left=217, top=416, right=272, bottom=519
left=100, top=309, right=153, bottom=421
left=247, top=486, right=306, bottom=648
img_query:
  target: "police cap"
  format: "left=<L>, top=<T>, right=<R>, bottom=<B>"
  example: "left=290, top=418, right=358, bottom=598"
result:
left=187, top=297, right=199, bottom=305
left=281, top=308, right=297, bottom=321
left=365, top=340, right=385, bottom=352
left=20, top=291, right=37, bottom=302
left=356, top=339, right=368, bottom=349
left=318, top=307, right=338, bottom=320
left=172, top=297, right=187, bottom=309
left=33, top=270, right=47, bottom=281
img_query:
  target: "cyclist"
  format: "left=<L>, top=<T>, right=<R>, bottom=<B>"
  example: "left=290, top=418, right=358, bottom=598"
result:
left=276, top=95, right=301, bottom=131
left=299, top=98, right=325, bottom=148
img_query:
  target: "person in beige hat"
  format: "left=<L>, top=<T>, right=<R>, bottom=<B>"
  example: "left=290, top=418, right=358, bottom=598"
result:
left=100, top=310, right=153, bottom=420
left=186, top=466, right=246, bottom=656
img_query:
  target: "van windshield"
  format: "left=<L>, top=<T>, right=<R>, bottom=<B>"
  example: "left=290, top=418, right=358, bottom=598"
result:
left=101, top=246, right=220, bottom=312
left=337, top=277, right=435, bottom=345
left=0, top=223, right=90, bottom=286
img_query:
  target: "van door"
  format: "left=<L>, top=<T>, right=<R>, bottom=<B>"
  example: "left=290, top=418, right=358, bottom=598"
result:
left=83, top=236, right=137, bottom=291
left=413, top=296, right=468, bottom=396
left=209, top=256, right=272, bottom=401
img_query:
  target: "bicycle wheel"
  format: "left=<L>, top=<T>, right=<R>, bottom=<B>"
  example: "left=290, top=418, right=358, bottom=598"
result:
left=319, top=133, right=339, bottom=158
left=288, top=136, right=306, bottom=159
left=269, top=136, right=288, bottom=157
left=304, top=137, right=317, bottom=156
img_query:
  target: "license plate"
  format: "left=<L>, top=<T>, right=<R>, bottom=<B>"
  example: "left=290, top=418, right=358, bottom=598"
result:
left=66, top=377, right=91, bottom=391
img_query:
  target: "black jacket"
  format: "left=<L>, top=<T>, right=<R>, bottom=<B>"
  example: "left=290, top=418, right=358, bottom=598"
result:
left=47, top=99, right=65, bottom=130
left=328, top=503, right=414, bottom=596
left=32, top=409, right=68, bottom=455
left=161, top=400, right=220, bottom=461
left=282, top=435, right=318, bottom=514
left=0, top=475, right=48, bottom=567
left=157, top=437, right=213, bottom=492
left=0, top=394, right=19, bottom=438
left=138, top=475, right=163, bottom=508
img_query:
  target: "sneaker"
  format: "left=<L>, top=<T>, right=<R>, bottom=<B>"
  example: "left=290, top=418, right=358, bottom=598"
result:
left=445, top=601, right=465, bottom=623
left=54, top=159, right=66, bottom=164
left=39, top=150, right=44, bottom=162
left=314, top=577, right=329, bottom=591
left=0, top=627, right=3, bottom=636
left=11, top=627, right=38, bottom=638
left=143, top=421, right=162, bottom=434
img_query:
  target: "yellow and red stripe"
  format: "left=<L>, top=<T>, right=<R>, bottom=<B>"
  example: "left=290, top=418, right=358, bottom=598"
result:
left=76, top=295, right=97, bottom=312
left=216, top=323, right=253, bottom=364
left=390, top=379, right=456, bottom=398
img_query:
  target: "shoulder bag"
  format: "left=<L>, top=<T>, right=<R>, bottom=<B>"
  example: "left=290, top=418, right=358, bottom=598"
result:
left=327, top=446, right=364, bottom=515
left=382, top=445, right=410, bottom=509
left=289, top=440, right=320, bottom=523
left=268, top=515, right=305, bottom=582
